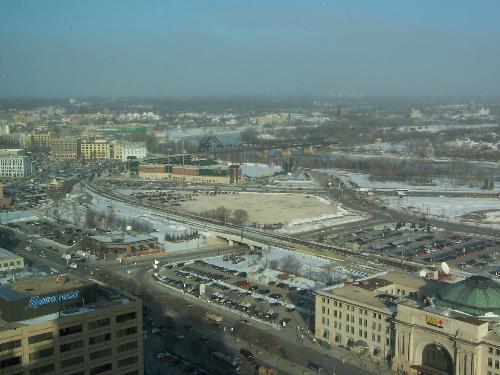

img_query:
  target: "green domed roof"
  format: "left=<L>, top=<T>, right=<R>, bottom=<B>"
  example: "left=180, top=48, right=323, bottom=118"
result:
left=436, top=276, right=500, bottom=316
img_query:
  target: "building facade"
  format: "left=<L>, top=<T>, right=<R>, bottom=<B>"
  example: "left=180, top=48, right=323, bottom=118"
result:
left=0, top=154, right=32, bottom=177
left=0, top=275, right=143, bottom=375
left=81, top=141, right=111, bottom=159
left=50, top=137, right=81, bottom=159
left=120, top=144, right=147, bottom=162
left=315, top=272, right=500, bottom=375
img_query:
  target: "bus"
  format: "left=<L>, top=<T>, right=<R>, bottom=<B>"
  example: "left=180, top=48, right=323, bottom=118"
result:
left=211, top=352, right=240, bottom=371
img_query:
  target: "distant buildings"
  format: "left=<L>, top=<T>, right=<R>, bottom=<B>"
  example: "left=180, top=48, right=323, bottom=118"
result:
left=410, top=108, right=423, bottom=119
left=0, top=149, right=32, bottom=178
left=0, top=274, right=143, bottom=374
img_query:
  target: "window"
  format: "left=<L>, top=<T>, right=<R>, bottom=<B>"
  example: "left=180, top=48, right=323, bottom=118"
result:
left=117, top=326, right=137, bottom=338
left=61, top=355, right=84, bottom=368
left=29, top=348, right=54, bottom=361
left=29, top=364, right=54, bottom=375
left=359, top=318, right=363, bottom=325
left=89, top=317, right=111, bottom=330
left=116, top=311, right=136, bottom=323
left=351, top=326, right=354, bottom=334
left=372, top=333, right=375, bottom=341
left=60, top=340, right=83, bottom=353
left=322, top=306, right=325, bottom=314
left=59, top=324, right=82, bottom=337
left=346, top=314, right=349, bottom=321
left=28, top=332, right=53, bottom=345
left=117, top=341, right=138, bottom=353
left=0, top=356, right=21, bottom=369
left=118, top=355, right=138, bottom=367
left=89, top=333, right=111, bottom=346
left=497, top=349, right=500, bottom=356
left=496, top=360, right=499, bottom=369
left=333, top=321, right=337, bottom=329
left=346, top=325, right=350, bottom=333
left=364, top=331, right=367, bottom=338
left=334, top=311, right=337, bottom=318
left=0, top=339, right=21, bottom=352
left=359, top=329, right=362, bottom=337
left=90, top=363, right=112, bottom=375
left=90, top=348, right=111, bottom=361
left=377, top=335, right=381, bottom=343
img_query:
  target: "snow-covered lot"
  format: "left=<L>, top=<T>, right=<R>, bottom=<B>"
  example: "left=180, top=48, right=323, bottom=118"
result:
left=380, top=195, right=500, bottom=228
left=203, top=247, right=369, bottom=290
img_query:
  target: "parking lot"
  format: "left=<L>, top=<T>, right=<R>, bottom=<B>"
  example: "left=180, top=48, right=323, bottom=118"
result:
left=333, top=222, right=500, bottom=275
left=157, top=257, right=316, bottom=330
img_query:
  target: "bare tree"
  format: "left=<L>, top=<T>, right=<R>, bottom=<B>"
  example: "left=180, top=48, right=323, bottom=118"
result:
left=281, top=255, right=301, bottom=274
left=232, top=209, right=249, bottom=224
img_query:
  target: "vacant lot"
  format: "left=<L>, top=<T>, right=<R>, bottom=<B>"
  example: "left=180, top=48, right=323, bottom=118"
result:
left=179, top=192, right=339, bottom=225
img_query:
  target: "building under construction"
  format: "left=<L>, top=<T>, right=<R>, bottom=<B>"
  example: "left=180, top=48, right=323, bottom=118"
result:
left=137, top=154, right=242, bottom=184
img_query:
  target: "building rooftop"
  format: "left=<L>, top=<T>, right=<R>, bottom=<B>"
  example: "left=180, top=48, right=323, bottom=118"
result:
left=90, top=232, right=157, bottom=244
left=321, top=284, right=393, bottom=312
left=0, top=275, right=90, bottom=302
left=435, top=276, right=500, bottom=317
left=0, top=247, right=19, bottom=259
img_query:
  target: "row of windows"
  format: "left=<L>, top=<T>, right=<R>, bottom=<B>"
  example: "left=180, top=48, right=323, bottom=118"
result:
left=489, top=347, right=500, bottom=355
left=28, top=312, right=137, bottom=343
left=488, top=358, right=500, bottom=369
left=320, top=297, right=383, bottom=319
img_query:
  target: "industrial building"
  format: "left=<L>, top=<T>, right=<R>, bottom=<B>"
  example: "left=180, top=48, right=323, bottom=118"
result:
left=0, top=274, right=143, bottom=374
left=137, top=154, right=242, bottom=184
left=315, top=272, right=500, bottom=375
left=89, top=232, right=160, bottom=257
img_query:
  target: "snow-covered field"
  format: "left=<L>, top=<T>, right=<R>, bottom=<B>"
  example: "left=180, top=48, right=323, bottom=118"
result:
left=396, top=123, right=498, bottom=133
left=321, top=170, right=500, bottom=193
left=50, top=186, right=212, bottom=251
left=241, top=163, right=282, bottom=177
left=203, top=247, right=369, bottom=290
left=380, top=195, right=500, bottom=228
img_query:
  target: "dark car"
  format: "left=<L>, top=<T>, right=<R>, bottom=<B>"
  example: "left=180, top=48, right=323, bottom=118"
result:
left=308, top=362, right=323, bottom=372
left=183, top=324, right=194, bottom=332
left=240, top=348, right=254, bottom=359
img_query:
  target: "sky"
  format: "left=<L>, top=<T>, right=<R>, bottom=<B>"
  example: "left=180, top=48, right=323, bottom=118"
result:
left=1, top=0, right=500, bottom=98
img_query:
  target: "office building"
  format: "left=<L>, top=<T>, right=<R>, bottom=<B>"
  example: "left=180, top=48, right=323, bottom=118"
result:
left=50, top=137, right=81, bottom=159
left=120, top=144, right=147, bottom=162
left=0, top=274, right=143, bottom=375
left=81, top=141, right=111, bottom=160
left=0, top=149, right=32, bottom=178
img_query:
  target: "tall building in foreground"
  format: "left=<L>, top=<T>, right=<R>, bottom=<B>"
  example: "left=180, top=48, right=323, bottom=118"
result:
left=0, top=274, right=143, bottom=375
left=315, top=272, right=500, bottom=375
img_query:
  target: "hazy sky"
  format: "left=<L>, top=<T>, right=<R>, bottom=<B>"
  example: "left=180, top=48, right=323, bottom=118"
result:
left=1, top=0, right=500, bottom=98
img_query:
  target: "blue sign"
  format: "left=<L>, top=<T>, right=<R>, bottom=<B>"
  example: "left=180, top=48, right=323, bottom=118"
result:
left=28, top=291, right=80, bottom=309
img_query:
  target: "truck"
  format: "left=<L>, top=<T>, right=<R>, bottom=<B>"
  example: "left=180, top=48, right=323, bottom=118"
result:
left=204, top=311, right=223, bottom=322
left=257, top=366, right=278, bottom=375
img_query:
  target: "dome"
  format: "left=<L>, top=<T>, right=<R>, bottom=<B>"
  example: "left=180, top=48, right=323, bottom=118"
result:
left=435, top=276, right=500, bottom=316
